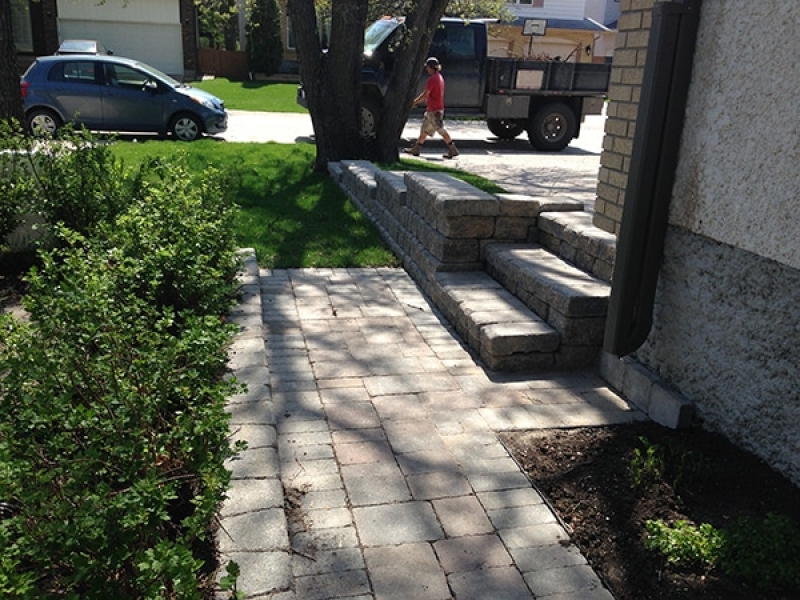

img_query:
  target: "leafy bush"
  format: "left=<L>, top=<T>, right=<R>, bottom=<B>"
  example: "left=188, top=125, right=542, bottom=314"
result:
left=0, top=143, right=243, bottom=596
left=645, top=514, right=800, bottom=590
left=0, top=121, right=36, bottom=242
left=644, top=519, right=723, bottom=568
left=720, top=513, right=800, bottom=589
left=0, top=123, right=129, bottom=245
left=104, top=156, right=239, bottom=317
left=247, top=0, right=283, bottom=76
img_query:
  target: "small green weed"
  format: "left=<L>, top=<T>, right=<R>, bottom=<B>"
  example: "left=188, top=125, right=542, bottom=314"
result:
left=629, top=435, right=709, bottom=492
left=629, top=436, right=666, bottom=488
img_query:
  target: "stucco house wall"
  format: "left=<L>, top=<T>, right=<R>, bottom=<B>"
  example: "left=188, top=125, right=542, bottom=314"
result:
left=601, top=0, right=799, bottom=485
left=634, top=0, right=799, bottom=484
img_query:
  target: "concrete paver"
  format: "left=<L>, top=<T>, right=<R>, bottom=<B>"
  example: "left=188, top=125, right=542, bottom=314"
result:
left=218, top=259, right=642, bottom=598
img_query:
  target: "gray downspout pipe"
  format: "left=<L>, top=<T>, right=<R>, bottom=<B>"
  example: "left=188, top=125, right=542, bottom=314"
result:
left=604, top=0, right=703, bottom=357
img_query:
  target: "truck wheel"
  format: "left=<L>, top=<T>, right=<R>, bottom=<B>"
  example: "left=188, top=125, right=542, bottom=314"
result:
left=361, top=98, right=380, bottom=139
left=487, top=119, right=525, bottom=140
left=528, top=103, right=577, bottom=151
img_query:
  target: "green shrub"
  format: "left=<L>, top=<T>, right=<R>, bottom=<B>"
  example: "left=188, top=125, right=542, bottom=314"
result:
left=645, top=514, right=800, bottom=590
left=0, top=149, right=243, bottom=596
left=644, top=519, right=723, bottom=568
left=108, top=156, right=240, bottom=317
left=0, top=123, right=129, bottom=244
left=720, top=513, right=800, bottom=589
left=0, top=121, right=36, bottom=242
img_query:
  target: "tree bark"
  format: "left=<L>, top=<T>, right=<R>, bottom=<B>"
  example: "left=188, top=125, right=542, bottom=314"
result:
left=289, top=0, right=368, bottom=172
left=0, top=0, right=24, bottom=124
left=373, top=0, right=450, bottom=163
left=289, top=0, right=449, bottom=170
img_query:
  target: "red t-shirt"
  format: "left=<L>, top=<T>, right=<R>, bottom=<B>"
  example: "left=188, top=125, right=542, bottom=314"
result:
left=425, top=71, right=445, bottom=112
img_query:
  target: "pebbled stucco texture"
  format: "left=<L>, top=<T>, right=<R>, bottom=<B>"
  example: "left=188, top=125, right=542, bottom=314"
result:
left=670, top=1, right=799, bottom=270
left=637, top=229, right=800, bottom=485
left=634, top=0, right=800, bottom=485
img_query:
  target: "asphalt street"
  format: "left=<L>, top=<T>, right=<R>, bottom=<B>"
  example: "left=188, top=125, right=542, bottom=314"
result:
left=218, top=109, right=606, bottom=209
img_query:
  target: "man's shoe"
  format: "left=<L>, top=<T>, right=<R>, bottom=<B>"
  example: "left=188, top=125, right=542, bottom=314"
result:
left=443, top=142, right=459, bottom=159
left=404, top=143, right=421, bottom=156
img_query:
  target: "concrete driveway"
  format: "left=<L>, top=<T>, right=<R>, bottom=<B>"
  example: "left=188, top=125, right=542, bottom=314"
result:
left=218, top=109, right=605, bottom=208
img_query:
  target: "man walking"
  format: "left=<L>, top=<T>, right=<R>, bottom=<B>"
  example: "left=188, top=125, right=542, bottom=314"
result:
left=405, top=57, right=459, bottom=159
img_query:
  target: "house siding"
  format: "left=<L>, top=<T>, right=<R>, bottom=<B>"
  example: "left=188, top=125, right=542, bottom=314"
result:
left=510, top=0, right=588, bottom=20
left=57, top=0, right=184, bottom=76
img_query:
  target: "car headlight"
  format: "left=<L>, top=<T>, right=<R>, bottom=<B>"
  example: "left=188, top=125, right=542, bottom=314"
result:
left=190, top=96, right=215, bottom=110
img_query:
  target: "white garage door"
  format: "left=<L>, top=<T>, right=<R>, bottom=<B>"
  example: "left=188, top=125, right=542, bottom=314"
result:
left=57, top=0, right=184, bottom=78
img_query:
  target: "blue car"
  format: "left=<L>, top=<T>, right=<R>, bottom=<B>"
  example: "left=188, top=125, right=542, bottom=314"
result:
left=20, top=54, right=227, bottom=141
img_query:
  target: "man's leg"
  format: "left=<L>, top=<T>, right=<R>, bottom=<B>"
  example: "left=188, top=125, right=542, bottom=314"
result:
left=440, top=128, right=458, bottom=159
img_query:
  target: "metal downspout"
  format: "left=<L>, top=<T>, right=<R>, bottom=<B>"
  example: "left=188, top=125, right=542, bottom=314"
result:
left=603, top=0, right=703, bottom=357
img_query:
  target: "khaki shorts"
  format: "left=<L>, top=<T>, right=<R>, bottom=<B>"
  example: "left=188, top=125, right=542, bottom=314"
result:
left=421, top=111, right=447, bottom=136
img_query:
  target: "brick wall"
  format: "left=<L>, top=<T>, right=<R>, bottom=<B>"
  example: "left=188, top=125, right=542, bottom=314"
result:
left=592, top=0, right=656, bottom=234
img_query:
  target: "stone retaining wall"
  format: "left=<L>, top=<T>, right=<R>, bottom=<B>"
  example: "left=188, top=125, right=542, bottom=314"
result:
left=334, top=160, right=587, bottom=279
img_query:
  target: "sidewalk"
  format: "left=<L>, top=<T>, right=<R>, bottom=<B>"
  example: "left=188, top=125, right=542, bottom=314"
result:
left=219, top=251, right=641, bottom=599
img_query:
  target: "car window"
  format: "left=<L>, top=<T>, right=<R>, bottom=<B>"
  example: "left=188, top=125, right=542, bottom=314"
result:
left=47, top=61, right=98, bottom=84
left=104, top=63, right=150, bottom=89
left=430, top=24, right=477, bottom=59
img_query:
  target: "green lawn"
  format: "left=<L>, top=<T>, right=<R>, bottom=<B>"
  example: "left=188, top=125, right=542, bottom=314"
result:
left=111, top=140, right=398, bottom=268
left=189, top=79, right=304, bottom=113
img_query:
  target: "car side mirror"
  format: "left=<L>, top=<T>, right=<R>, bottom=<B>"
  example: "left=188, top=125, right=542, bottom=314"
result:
left=143, top=79, right=158, bottom=92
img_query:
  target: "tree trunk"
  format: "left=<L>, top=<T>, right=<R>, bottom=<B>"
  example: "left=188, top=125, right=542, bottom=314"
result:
left=372, top=1, right=450, bottom=163
left=289, top=0, right=449, bottom=171
left=0, top=0, right=24, bottom=124
left=289, top=0, right=368, bottom=172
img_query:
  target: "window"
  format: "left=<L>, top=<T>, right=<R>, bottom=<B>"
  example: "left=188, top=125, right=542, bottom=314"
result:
left=286, top=17, right=295, bottom=50
left=106, top=64, right=149, bottom=88
left=11, top=0, right=33, bottom=53
left=49, top=61, right=98, bottom=84
left=431, top=25, right=477, bottom=59
left=511, top=0, right=544, bottom=6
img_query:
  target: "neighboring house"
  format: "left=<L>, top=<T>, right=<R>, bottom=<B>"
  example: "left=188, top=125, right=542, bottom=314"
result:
left=596, top=0, right=799, bottom=485
left=12, top=0, right=198, bottom=79
left=497, top=0, right=620, bottom=62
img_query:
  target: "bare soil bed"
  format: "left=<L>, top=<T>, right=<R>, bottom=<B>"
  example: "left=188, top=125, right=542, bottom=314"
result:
left=501, top=422, right=800, bottom=600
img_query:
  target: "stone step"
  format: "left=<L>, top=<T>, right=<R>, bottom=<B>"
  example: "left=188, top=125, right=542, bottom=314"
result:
left=432, top=271, right=561, bottom=371
left=535, top=211, right=617, bottom=283
left=485, top=243, right=611, bottom=358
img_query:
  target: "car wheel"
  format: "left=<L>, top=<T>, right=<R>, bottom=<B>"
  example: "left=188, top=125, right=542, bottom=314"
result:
left=361, top=97, right=381, bottom=139
left=528, top=103, right=577, bottom=152
left=27, top=108, right=61, bottom=137
left=170, top=113, right=202, bottom=141
left=487, top=119, right=525, bottom=140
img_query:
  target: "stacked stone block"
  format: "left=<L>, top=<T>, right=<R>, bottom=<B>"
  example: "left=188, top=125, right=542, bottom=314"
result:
left=331, top=160, right=617, bottom=371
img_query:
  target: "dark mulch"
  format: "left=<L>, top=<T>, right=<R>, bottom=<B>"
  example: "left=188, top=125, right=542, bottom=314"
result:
left=500, top=422, right=800, bottom=600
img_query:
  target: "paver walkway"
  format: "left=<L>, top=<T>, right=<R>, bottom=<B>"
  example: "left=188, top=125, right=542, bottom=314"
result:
left=220, top=255, right=641, bottom=599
